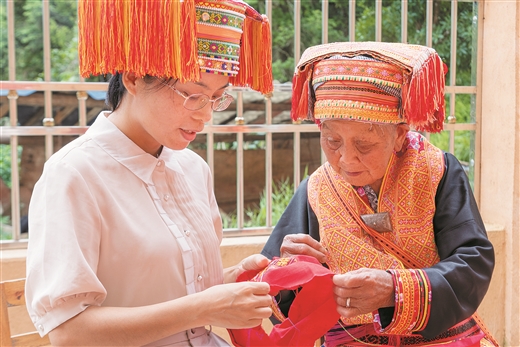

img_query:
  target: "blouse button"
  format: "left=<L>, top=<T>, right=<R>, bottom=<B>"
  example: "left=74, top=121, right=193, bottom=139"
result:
left=164, top=194, right=170, bottom=201
left=37, top=325, right=44, bottom=333
left=156, top=160, right=163, bottom=167
left=197, top=275, right=203, bottom=281
left=184, top=230, right=191, bottom=237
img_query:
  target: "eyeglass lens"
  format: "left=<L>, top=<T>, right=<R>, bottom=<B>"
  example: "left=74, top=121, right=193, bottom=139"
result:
left=184, top=94, right=232, bottom=111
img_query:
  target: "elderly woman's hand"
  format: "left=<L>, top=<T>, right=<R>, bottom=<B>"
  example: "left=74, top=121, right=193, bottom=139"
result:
left=333, top=268, right=395, bottom=318
left=280, top=234, right=328, bottom=263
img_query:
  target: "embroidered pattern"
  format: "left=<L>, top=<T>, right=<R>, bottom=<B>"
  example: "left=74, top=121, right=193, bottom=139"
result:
left=195, top=0, right=246, bottom=76
left=308, top=132, right=445, bottom=329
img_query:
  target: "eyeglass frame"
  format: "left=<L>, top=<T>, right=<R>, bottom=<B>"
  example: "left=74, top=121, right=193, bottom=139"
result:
left=157, top=78, right=234, bottom=112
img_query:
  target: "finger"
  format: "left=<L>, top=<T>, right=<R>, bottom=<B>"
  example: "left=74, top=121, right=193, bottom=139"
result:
left=251, top=307, right=274, bottom=320
left=247, top=281, right=271, bottom=294
left=285, top=234, right=328, bottom=253
left=281, top=235, right=328, bottom=263
left=241, top=254, right=269, bottom=271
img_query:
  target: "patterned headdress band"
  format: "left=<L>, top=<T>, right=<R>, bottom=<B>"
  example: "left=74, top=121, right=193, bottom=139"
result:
left=292, top=42, right=448, bottom=133
left=78, top=0, right=273, bottom=95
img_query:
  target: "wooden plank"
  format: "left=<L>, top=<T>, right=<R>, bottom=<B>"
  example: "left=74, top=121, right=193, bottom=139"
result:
left=2, top=279, right=26, bottom=307
left=11, top=332, right=51, bottom=346
left=1, top=282, right=13, bottom=347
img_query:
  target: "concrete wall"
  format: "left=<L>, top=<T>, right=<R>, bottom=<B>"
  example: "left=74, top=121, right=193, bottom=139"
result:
left=480, top=0, right=520, bottom=346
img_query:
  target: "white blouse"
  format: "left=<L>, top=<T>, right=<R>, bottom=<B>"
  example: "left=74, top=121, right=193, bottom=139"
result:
left=25, top=112, right=224, bottom=342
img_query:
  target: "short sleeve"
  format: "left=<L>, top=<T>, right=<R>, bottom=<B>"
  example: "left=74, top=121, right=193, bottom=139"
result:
left=26, top=160, right=107, bottom=336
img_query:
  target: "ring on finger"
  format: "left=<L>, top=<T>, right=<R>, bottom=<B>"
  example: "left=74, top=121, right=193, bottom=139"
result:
left=346, top=297, right=351, bottom=308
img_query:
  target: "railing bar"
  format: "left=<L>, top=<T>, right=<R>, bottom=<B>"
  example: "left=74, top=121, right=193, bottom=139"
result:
left=265, top=0, right=273, bottom=227
left=78, top=77, right=87, bottom=127
left=322, top=0, right=328, bottom=44
left=42, top=3, right=53, bottom=120
left=0, top=81, right=291, bottom=92
left=401, top=0, right=408, bottom=43
left=448, top=0, right=458, bottom=124
left=7, top=0, right=16, bottom=80
left=207, top=133, right=215, bottom=178
left=375, top=0, right=382, bottom=42
left=44, top=135, right=53, bottom=161
left=349, top=0, right=356, bottom=42
left=1, top=122, right=477, bottom=138
left=449, top=129, right=455, bottom=154
left=265, top=0, right=272, bottom=23
left=473, top=0, right=484, bottom=204
left=222, top=227, right=274, bottom=237
left=42, top=0, right=51, bottom=82
left=265, top=96, right=273, bottom=227
left=236, top=132, right=244, bottom=229
left=426, top=0, right=433, bottom=47
left=0, top=240, right=29, bottom=250
left=236, top=92, right=244, bottom=229
left=444, top=86, right=477, bottom=93
left=266, top=131, right=273, bottom=227
left=294, top=0, right=301, bottom=66
left=9, top=136, right=21, bottom=241
left=451, top=0, right=458, bottom=89
left=293, top=132, right=301, bottom=191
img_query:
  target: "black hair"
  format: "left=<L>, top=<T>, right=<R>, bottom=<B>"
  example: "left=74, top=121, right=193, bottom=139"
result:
left=105, top=73, right=174, bottom=111
left=106, top=73, right=126, bottom=111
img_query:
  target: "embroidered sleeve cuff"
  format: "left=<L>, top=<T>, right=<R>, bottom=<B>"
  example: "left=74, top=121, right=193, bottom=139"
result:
left=375, top=269, right=431, bottom=335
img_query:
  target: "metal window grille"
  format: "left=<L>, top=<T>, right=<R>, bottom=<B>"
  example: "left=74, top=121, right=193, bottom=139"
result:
left=0, top=0, right=482, bottom=248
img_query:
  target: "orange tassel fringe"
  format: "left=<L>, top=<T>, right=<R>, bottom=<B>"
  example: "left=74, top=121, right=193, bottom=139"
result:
left=402, top=54, right=447, bottom=133
left=78, top=0, right=199, bottom=81
left=230, top=15, right=273, bottom=95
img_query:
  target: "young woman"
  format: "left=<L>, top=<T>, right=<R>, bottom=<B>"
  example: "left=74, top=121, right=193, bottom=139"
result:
left=25, top=1, right=274, bottom=346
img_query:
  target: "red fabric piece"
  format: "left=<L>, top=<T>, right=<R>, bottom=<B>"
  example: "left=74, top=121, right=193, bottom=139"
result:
left=228, top=255, right=340, bottom=347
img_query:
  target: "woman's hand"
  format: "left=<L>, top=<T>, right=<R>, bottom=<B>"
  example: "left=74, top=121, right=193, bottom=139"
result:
left=201, top=281, right=272, bottom=329
left=224, top=253, right=270, bottom=283
left=333, top=268, right=395, bottom=318
left=280, top=234, right=328, bottom=263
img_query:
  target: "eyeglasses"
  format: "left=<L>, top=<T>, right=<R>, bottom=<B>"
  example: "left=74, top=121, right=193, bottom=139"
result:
left=159, top=78, right=234, bottom=112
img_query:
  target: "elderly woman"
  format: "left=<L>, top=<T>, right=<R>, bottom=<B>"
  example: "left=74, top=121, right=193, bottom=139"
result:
left=261, top=42, right=497, bottom=346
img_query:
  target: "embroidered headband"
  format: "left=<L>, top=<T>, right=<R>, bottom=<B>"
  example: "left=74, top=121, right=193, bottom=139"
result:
left=291, top=42, right=448, bottom=132
left=78, top=0, right=273, bottom=95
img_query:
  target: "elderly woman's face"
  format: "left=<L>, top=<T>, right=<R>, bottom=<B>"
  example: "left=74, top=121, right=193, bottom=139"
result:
left=320, top=120, right=408, bottom=191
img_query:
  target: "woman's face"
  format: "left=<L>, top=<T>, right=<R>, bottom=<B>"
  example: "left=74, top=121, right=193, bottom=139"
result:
left=320, top=120, right=409, bottom=191
left=116, top=72, right=230, bottom=154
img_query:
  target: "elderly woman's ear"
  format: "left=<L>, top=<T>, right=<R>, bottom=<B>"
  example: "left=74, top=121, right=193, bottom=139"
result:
left=394, top=123, right=410, bottom=152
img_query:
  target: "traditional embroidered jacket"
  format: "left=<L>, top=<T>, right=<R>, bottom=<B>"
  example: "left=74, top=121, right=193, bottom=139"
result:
left=262, top=132, right=495, bottom=345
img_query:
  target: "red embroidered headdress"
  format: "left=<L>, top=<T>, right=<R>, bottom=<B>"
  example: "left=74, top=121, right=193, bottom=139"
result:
left=78, top=0, right=273, bottom=95
left=291, top=42, right=448, bottom=133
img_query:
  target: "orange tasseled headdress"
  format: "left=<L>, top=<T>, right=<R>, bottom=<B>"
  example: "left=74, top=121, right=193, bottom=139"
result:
left=78, top=0, right=273, bottom=95
left=291, top=42, right=448, bottom=133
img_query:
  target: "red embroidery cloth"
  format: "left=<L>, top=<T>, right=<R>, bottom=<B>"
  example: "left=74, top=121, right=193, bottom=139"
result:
left=228, top=255, right=340, bottom=347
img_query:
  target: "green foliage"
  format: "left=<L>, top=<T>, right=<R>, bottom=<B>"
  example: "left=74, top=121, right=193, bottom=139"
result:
left=0, top=145, right=22, bottom=189
left=0, top=215, right=12, bottom=240
left=0, top=0, right=79, bottom=81
left=244, top=176, right=295, bottom=227
left=222, top=177, right=295, bottom=229
left=222, top=167, right=310, bottom=229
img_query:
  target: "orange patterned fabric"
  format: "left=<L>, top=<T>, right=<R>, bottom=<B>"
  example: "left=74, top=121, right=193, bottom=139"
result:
left=291, top=42, right=447, bottom=133
left=313, top=59, right=403, bottom=124
left=307, top=131, right=444, bottom=327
